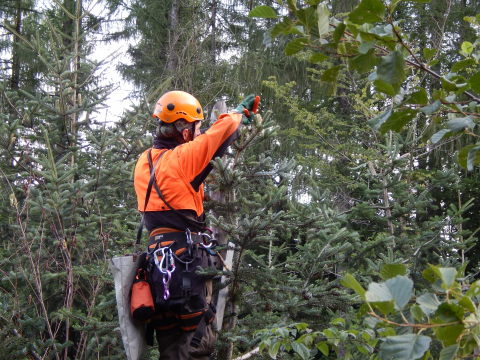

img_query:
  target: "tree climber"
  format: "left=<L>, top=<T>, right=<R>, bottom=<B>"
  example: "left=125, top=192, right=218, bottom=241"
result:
left=133, top=90, right=260, bottom=360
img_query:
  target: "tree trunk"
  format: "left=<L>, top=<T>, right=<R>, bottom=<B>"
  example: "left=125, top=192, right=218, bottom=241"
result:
left=167, top=0, right=179, bottom=73
left=210, top=0, right=217, bottom=64
left=10, top=0, right=22, bottom=90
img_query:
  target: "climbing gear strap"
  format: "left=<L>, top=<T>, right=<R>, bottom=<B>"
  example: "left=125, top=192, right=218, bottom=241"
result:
left=148, top=230, right=213, bottom=250
left=136, top=149, right=167, bottom=245
left=190, top=304, right=216, bottom=348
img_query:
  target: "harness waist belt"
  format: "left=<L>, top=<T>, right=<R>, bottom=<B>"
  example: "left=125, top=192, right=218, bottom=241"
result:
left=148, top=231, right=206, bottom=251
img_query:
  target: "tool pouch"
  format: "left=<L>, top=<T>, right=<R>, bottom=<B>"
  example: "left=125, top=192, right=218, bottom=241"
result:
left=130, top=267, right=155, bottom=322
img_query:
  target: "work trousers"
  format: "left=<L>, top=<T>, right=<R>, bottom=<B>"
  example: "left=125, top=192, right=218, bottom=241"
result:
left=156, top=328, right=211, bottom=360
left=156, top=280, right=216, bottom=360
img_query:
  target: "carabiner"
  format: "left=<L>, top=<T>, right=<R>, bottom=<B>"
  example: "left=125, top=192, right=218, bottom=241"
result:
left=163, top=270, right=172, bottom=300
left=154, top=247, right=175, bottom=274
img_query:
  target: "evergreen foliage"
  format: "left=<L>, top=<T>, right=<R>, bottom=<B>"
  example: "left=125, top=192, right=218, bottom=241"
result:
left=0, top=0, right=479, bottom=359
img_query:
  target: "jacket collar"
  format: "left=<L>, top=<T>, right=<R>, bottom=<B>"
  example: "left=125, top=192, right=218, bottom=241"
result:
left=153, top=137, right=181, bottom=149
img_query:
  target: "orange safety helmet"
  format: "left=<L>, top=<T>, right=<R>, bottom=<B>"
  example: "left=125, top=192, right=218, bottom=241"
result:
left=152, top=91, right=204, bottom=123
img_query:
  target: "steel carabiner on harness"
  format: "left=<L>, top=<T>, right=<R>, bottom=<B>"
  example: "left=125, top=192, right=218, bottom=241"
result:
left=153, top=247, right=176, bottom=300
left=162, top=269, right=172, bottom=300
left=198, top=231, right=218, bottom=250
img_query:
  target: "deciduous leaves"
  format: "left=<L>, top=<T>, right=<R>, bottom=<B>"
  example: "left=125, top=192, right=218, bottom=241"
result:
left=285, top=37, right=309, bottom=55
left=379, top=334, right=431, bottom=360
left=374, top=50, right=406, bottom=95
left=348, top=0, right=386, bottom=25
left=365, top=275, right=413, bottom=312
left=416, top=293, right=440, bottom=316
left=341, top=273, right=366, bottom=298
left=439, top=345, right=459, bottom=360
left=249, top=5, right=277, bottom=18
left=316, top=3, right=330, bottom=37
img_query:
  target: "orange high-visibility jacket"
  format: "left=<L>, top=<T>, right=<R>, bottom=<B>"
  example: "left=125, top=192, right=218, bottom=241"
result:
left=134, top=113, right=242, bottom=231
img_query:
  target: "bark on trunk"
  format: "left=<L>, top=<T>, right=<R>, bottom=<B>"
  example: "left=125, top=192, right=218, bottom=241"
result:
left=167, top=0, right=179, bottom=72
left=10, top=0, right=22, bottom=90
left=210, top=0, right=217, bottom=64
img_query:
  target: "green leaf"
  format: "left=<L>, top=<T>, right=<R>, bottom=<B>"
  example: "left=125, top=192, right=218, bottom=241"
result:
left=365, top=282, right=395, bottom=314
left=369, top=24, right=394, bottom=38
left=285, top=38, right=309, bottom=55
left=385, top=275, right=413, bottom=310
left=461, top=41, right=474, bottom=55
left=439, top=345, right=458, bottom=360
left=411, top=305, right=425, bottom=322
left=467, top=145, right=480, bottom=171
left=271, top=18, right=296, bottom=37
left=309, top=52, right=328, bottom=63
left=423, top=265, right=458, bottom=289
left=376, top=50, right=406, bottom=95
left=316, top=341, right=329, bottom=356
left=249, top=5, right=277, bottom=18
left=287, top=0, right=297, bottom=12
left=420, top=100, right=441, bottom=114
left=379, top=108, right=418, bottom=133
left=434, top=303, right=464, bottom=323
left=433, top=324, right=464, bottom=346
left=405, top=0, right=431, bottom=2
left=447, top=116, right=475, bottom=132
left=469, top=71, right=480, bottom=93
left=441, top=75, right=462, bottom=92
left=349, top=49, right=378, bottom=74
left=430, top=129, right=451, bottom=144
left=459, top=296, right=476, bottom=313
left=297, top=7, right=317, bottom=34
left=374, top=79, right=396, bottom=96
left=466, top=280, right=480, bottom=297
left=331, top=23, right=346, bottom=47
left=291, top=341, right=310, bottom=360
left=331, top=317, right=346, bottom=327
left=452, top=58, right=476, bottom=73
left=416, top=293, right=440, bottom=316
left=268, top=341, right=281, bottom=358
left=379, top=334, right=431, bottom=360
left=294, top=323, right=309, bottom=331
left=321, top=65, right=343, bottom=82
left=369, top=109, right=393, bottom=130
left=348, top=0, right=386, bottom=24
left=438, top=268, right=457, bottom=289
left=359, top=41, right=375, bottom=54
left=405, top=88, right=429, bottom=105
left=423, top=48, right=437, bottom=61
left=317, top=3, right=330, bottom=37
left=364, top=316, right=380, bottom=329
left=458, top=144, right=480, bottom=170
left=341, top=273, right=366, bottom=298
left=380, top=264, right=407, bottom=280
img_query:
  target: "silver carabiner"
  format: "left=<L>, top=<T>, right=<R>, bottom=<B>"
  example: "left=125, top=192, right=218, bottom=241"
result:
left=198, top=232, right=215, bottom=248
left=154, top=247, right=175, bottom=274
left=198, top=232, right=212, bottom=242
left=153, top=248, right=165, bottom=272
left=163, top=270, right=172, bottom=300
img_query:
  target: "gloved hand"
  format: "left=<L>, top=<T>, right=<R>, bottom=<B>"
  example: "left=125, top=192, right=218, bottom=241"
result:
left=234, top=94, right=261, bottom=125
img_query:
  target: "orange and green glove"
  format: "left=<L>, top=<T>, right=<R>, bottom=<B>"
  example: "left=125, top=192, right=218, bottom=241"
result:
left=234, top=94, right=261, bottom=125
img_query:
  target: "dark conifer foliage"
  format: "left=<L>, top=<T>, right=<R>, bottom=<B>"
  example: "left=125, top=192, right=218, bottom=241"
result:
left=0, top=0, right=479, bottom=359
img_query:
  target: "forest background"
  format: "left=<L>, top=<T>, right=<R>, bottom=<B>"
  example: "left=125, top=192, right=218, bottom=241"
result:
left=1, top=0, right=480, bottom=359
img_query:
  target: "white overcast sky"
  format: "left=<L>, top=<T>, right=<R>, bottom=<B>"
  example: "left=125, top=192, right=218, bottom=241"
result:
left=88, top=1, right=136, bottom=123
